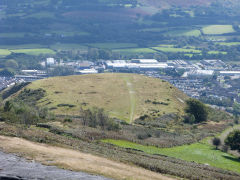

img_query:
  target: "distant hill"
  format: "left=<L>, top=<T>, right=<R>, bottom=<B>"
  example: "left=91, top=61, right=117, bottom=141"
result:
left=1, top=0, right=240, bottom=61
left=20, top=74, right=188, bottom=122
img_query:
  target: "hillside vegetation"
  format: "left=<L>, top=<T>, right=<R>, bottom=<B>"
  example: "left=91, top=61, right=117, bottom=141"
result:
left=27, top=73, right=188, bottom=122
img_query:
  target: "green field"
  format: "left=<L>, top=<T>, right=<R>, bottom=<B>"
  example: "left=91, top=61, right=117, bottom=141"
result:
left=157, top=44, right=175, bottom=48
left=113, top=48, right=157, bottom=54
left=165, top=29, right=201, bottom=37
left=217, top=42, right=240, bottom=46
left=0, top=49, right=11, bottom=56
left=49, top=31, right=90, bottom=37
left=102, top=139, right=240, bottom=173
left=202, top=25, right=235, bottom=35
left=0, top=44, right=47, bottom=49
left=208, top=51, right=227, bottom=55
left=10, top=48, right=56, bottom=55
left=88, top=43, right=138, bottom=49
left=27, top=74, right=188, bottom=122
left=50, top=43, right=88, bottom=51
left=152, top=46, right=201, bottom=53
left=184, top=54, right=194, bottom=57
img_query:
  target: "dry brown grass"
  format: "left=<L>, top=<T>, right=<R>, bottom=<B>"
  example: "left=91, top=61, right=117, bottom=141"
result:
left=28, top=73, right=188, bottom=122
left=0, top=135, right=175, bottom=180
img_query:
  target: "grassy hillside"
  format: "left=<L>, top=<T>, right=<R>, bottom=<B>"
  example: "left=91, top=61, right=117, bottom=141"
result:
left=26, top=73, right=188, bottom=122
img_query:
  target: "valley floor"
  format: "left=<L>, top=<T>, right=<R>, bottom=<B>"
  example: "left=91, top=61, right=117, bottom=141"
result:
left=0, top=135, right=174, bottom=180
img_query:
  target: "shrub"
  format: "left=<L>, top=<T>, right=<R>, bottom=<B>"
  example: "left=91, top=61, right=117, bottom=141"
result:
left=183, top=113, right=195, bottom=124
left=137, top=131, right=152, bottom=140
left=64, top=118, right=72, bottom=123
left=80, top=107, right=120, bottom=131
left=212, top=137, right=221, bottom=149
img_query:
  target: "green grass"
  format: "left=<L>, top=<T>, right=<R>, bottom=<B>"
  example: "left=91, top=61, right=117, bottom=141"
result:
left=0, top=44, right=47, bottom=49
left=10, top=48, right=56, bottom=55
left=27, top=74, right=188, bottom=122
left=208, top=51, right=227, bottom=55
left=88, top=43, right=138, bottom=49
left=0, top=49, right=11, bottom=56
left=113, top=48, right=157, bottom=54
left=152, top=47, right=201, bottom=53
left=157, top=44, right=175, bottom=48
left=50, top=43, right=88, bottom=51
left=202, top=25, right=235, bottom=35
left=184, top=54, right=193, bottom=57
left=217, top=42, right=240, bottom=46
left=165, top=29, right=201, bottom=37
left=102, top=139, right=240, bottom=173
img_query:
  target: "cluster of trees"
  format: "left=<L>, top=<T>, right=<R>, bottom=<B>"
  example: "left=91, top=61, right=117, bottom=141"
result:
left=80, top=107, right=120, bottom=131
left=184, top=98, right=208, bottom=124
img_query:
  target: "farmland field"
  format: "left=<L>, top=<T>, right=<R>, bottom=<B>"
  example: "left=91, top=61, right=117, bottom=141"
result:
left=152, top=46, right=201, bottom=53
left=0, top=44, right=46, bottom=49
left=202, top=25, right=235, bottom=35
left=208, top=51, right=227, bottom=55
left=113, top=48, right=157, bottom=54
left=102, top=138, right=240, bottom=173
left=50, top=43, right=88, bottom=51
left=49, top=31, right=90, bottom=37
left=217, top=42, right=240, bottom=46
left=10, top=49, right=56, bottom=55
left=0, top=49, right=11, bottom=56
left=164, top=29, right=201, bottom=37
left=88, top=43, right=138, bottom=49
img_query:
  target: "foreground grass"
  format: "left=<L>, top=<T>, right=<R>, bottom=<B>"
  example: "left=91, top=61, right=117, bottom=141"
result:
left=102, top=139, right=240, bottom=173
left=202, top=25, right=235, bottom=35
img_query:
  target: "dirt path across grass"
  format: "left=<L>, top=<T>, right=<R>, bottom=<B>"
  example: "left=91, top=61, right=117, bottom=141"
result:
left=219, top=124, right=240, bottom=142
left=0, top=135, right=175, bottom=180
left=123, top=76, right=136, bottom=123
